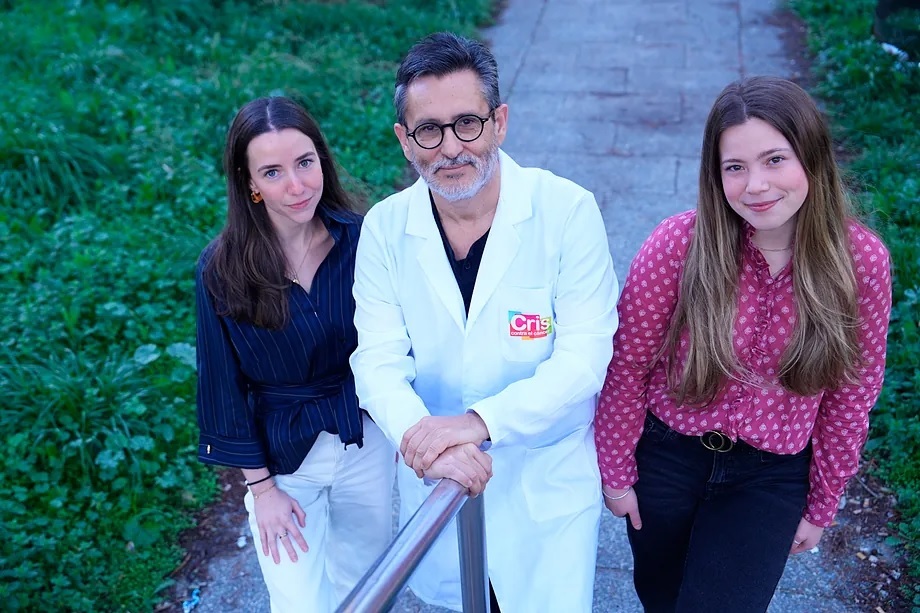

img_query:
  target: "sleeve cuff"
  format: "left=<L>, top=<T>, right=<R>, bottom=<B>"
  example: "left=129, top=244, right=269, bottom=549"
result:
left=357, top=392, right=431, bottom=460
left=804, top=499, right=840, bottom=528
left=198, top=433, right=267, bottom=469
left=468, top=398, right=507, bottom=446
left=599, top=460, right=638, bottom=490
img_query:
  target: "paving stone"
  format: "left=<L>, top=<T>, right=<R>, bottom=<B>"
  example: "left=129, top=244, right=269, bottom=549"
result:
left=577, top=41, right=687, bottom=69
left=686, top=1, right=740, bottom=25
left=680, top=92, right=724, bottom=120
left=541, top=153, right=679, bottom=197
left=625, top=66, right=742, bottom=98
left=686, top=43, right=744, bottom=70
left=596, top=511, right=635, bottom=571
left=614, top=120, right=706, bottom=158
left=742, top=23, right=797, bottom=77
left=634, top=20, right=738, bottom=46
left=742, top=25, right=787, bottom=59
left=564, top=0, right=684, bottom=4
left=508, top=91, right=683, bottom=125
left=599, top=191, right=691, bottom=277
left=541, top=2, right=687, bottom=26
left=532, top=20, right=634, bottom=43
left=512, top=66, right=628, bottom=95
left=672, top=155, right=702, bottom=204
left=739, top=0, right=783, bottom=25
left=393, top=588, right=452, bottom=613
left=592, top=568, right=643, bottom=612
left=767, top=590, right=858, bottom=613
left=504, top=119, right=619, bottom=156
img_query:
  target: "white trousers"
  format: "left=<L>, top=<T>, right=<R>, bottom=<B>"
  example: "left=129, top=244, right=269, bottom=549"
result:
left=244, top=414, right=396, bottom=613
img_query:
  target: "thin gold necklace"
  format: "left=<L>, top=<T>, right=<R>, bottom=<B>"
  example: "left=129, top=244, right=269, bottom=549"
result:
left=756, top=245, right=792, bottom=252
left=288, top=227, right=317, bottom=285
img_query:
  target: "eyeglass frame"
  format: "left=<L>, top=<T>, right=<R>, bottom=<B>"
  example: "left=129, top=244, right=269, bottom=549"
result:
left=404, top=110, right=496, bottom=150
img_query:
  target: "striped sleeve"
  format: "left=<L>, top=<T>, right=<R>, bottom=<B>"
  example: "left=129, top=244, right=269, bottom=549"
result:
left=194, top=258, right=267, bottom=469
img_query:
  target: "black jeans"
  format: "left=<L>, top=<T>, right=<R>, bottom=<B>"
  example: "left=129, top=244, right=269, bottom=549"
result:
left=628, top=413, right=811, bottom=613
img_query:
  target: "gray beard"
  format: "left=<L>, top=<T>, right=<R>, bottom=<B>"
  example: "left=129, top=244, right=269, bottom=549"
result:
left=410, top=145, right=500, bottom=202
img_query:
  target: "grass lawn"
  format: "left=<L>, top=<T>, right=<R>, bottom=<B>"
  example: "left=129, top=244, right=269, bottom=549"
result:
left=790, top=0, right=920, bottom=605
left=0, top=1, right=494, bottom=609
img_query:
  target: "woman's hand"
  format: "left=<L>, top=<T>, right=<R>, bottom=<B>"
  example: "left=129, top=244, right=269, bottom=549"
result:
left=790, top=517, right=824, bottom=554
left=253, top=485, right=309, bottom=564
left=603, top=485, right=642, bottom=530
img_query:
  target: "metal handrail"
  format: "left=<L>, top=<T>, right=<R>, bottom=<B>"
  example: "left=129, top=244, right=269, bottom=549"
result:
left=336, top=478, right=489, bottom=613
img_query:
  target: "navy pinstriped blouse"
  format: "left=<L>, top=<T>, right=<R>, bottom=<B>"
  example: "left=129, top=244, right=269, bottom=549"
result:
left=195, top=209, right=365, bottom=475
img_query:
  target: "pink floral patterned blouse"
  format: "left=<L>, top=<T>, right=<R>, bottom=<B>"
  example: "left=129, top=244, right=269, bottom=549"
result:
left=595, top=210, right=892, bottom=527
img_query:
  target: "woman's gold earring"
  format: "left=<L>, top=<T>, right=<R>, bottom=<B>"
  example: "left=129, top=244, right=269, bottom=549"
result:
left=250, top=191, right=263, bottom=204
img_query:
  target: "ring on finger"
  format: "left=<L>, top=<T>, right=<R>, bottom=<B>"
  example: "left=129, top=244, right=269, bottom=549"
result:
left=278, top=532, right=289, bottom=539
left=793, top=539, right=802, bottom=545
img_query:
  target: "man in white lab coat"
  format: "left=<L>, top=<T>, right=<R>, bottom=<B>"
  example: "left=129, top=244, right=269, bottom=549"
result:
left=350, top=32, right=618, bottom=612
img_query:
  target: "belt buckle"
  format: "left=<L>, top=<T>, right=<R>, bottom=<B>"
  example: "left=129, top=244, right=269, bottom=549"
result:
left=701, top=431, right=734, bottom=453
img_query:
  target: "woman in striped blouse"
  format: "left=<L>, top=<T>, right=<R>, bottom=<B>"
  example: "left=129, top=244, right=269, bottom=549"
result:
left=195, top=97, right=395, bottom=612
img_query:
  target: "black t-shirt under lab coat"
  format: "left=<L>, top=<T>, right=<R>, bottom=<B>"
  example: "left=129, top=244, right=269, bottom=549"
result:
left=430, top=196, right=490, bottom=315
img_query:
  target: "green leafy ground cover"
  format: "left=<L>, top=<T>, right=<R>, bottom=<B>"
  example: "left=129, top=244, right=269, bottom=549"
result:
left=789, top=0, right=920, bottom=606
left=0, top=1, right=492, bottom=609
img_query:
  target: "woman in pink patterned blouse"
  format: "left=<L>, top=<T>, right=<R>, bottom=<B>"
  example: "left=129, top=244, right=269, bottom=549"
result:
left=594, top=76, right=892, bottom=612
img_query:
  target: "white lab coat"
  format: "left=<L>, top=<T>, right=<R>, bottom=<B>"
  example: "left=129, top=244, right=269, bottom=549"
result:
left=350, top=151, right=618, bottom=612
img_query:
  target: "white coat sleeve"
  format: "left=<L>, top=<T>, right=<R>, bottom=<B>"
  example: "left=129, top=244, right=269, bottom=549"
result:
left=350, top=214, right=430, bottom=447
left=468, top=193, right=618, bottom=448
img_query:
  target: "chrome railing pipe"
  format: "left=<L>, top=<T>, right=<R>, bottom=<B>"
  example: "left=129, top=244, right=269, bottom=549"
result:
left=336, top=478, right=470, bottom=612
left=457, top=492, right=489, bottom=613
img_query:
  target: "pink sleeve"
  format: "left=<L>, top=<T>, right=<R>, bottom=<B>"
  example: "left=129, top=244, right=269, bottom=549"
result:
left=595, top=213, right=692, bottom=488
left=805, top=231, right=892, bottom=526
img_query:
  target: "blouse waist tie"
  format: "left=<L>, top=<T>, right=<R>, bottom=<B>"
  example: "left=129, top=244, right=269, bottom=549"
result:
left=250, top=373, right=348, bottom=410
left=250, top=373, right=365, bottom=459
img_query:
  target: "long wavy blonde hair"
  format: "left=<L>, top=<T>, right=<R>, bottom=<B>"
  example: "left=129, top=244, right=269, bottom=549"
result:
left=664, top=77, right=862, bottom=405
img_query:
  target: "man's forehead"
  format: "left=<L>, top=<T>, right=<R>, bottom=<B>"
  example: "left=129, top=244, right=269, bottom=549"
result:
left=403, top=69, right=489, bottom=122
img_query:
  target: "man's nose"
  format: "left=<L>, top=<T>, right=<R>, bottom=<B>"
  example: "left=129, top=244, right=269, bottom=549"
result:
left=439, top=127, right=465, bottom=158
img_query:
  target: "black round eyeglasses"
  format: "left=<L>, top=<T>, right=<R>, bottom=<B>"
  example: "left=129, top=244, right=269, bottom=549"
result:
left=405, top=111, right=495, bottom=149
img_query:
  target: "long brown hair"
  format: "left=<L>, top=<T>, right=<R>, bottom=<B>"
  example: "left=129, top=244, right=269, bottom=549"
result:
left=203, top=97, right=357, bottom=329
left=665, top=76, right=862, bottom=404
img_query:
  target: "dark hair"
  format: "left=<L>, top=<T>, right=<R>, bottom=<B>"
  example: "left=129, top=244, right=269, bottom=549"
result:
left=204, top=96, right=357, bottom=329
left=394, top=31, right=501, bottom=125
left=664, top=76, right=861, bottom=404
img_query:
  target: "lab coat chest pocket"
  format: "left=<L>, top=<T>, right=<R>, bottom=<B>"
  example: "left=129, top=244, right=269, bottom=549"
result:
left=498, top=286, right=555, bottom=363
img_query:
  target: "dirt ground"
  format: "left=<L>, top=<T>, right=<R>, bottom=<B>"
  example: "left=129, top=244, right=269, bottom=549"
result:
left=823, top=464, right=913, bottom=612
left=159, top=470, right=249, bottom=612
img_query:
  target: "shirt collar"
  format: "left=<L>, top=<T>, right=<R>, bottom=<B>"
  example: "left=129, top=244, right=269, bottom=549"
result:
left=317, top=206, right=359, bottom=243
left=741, top=221, right=760, bottom=258
left=740, top=220, right=793, bottom=279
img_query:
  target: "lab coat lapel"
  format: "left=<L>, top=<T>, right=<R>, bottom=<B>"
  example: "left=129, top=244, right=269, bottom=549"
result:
left=467, top=152, right=532, bottom=329
left=405, top=178, right=466, bottom=331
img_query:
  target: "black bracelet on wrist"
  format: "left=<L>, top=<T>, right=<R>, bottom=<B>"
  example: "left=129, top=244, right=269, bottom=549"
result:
left=245, top=474, right=273, bottom=487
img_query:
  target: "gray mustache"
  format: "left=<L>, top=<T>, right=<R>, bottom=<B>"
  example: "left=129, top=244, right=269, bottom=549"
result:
left=430, top=155, right=478, bottom=172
